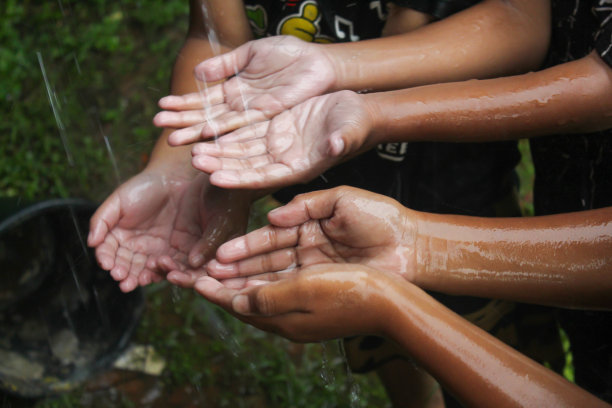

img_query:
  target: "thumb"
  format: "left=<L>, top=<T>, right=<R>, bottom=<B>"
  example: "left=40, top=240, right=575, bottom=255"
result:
left=194, top=41, right=253, bottom=82
left=232, top=278, right=305, bottom=316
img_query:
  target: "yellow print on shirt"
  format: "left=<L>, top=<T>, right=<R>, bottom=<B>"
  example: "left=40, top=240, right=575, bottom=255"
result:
left=278, top=1, right=332, bottom=43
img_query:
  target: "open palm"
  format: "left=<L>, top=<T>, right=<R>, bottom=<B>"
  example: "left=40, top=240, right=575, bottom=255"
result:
left=188, top=91, right=371, bottom=189
left=88, top=170, right=249, bottom=292
left=153, top=36, right=337, bottom=145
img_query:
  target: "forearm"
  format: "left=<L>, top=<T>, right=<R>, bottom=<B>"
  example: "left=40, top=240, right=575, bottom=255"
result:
left=363, top=52, right=612, bottom=146
left=148, top=0, right=252, bottom=175
left=407, top=206, right=612, bottom=309
left=326, top=0, right=549, bottom=92
left=385, top=281, right=609, bottom=407
left=148, top=37, right=231, bottom=177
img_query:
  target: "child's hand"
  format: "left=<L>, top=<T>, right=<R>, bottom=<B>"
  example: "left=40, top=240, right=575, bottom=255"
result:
left=194, top=263, right=395, bottom=342
left=206, top=186, right=417, bottom=282
left=153, top=35, right=337, bottom=145
left=88, top=171, right=249, bottom=292
left=188, top=91, right=372, bottom=189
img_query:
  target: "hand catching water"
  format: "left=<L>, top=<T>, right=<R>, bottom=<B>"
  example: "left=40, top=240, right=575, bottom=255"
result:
left=194, top=263, right=395, bottom=342
left=188, top=91, right=372, bottom=189
left=88, top=170, right=250, bottom=292
left=205, top=186, right=417, bottom=283
left=153, top=36, right=337, bottom=145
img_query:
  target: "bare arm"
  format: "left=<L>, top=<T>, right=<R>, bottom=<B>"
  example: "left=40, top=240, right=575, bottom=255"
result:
left=148, top=0, right=252, bottom=175
left=208, top=186, right=612, bottom=310
left=194, top=264, right=610, bottom=407
left=409, top=204, right=612, bottom=310
left=384, top=272, right=609, bottom=407
left=326, top=0, right=550, bottom=92
left=365, top=51, right=612, bottom=146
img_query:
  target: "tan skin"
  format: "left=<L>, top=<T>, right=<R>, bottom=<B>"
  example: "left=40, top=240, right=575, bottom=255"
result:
left=208, top=186, right=612, bottom=311
left=194, top=263, right=611, bottom=407
left=155, top=0, right=550, bottom=144
left=87, top=0, right=255, bottom=292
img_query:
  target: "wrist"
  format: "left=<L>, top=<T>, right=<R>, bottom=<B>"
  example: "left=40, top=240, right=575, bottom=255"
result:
left=403, top=209, right=430, bottom=289
left=360, top=92, right=391, bottom=149
left=321, top=43, right=354, bottom=93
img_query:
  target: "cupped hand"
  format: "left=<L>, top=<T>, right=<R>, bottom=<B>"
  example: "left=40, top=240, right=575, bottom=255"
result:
left=189, top=90, right=372, bottom=189
left=88, top=169, right=250, bottom=292
left=206, top=186, right=417, bottom=282
left=194, top=263, right=397, bottom=343
left=153, top=36, right=337, bottom=145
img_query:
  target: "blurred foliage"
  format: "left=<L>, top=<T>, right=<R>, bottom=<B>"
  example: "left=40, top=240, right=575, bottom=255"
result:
left=1, top=0, right=188, bottom=202
left=516, top=139, right=535, bottom=216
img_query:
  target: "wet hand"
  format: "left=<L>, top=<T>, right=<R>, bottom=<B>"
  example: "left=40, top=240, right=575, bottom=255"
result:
left=194, top=263, right=394, bottom=342
left=88, top=170, right=249, bottom=292
left=153, top=36, right=337, bottom=145
left=206, top=186, right=417, bottom=282
left=189, top=91, right=372, bottom=189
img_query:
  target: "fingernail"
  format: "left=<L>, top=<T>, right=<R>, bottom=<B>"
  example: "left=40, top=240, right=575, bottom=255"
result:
left=190, top=254, right=204, bottom=267
left=232, top=295, right=250, bottom=315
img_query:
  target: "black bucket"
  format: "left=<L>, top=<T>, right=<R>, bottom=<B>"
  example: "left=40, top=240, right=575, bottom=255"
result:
left=0, top=198, right=144, bottom=398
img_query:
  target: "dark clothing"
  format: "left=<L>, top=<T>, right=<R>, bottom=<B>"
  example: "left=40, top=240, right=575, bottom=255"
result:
left=531, top=0, right=612, bottom=402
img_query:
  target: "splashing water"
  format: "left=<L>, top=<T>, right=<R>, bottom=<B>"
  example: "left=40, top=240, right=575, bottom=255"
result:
left=37, top=51, right=74, bottom=166
left=69, top=205, right=89, bottom=261
left=98, top=122, right=121, bottom=186
left=196, top=3, right=254, bottom=143
left=319, top=341, right=336, bottom=386
left=338, top=339, right=361, bottom=407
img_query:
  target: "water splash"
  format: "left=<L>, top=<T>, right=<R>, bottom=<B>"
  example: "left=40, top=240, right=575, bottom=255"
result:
left=196, top=2, right=254, bottom=143
left=319, top=341, right=336, bottom=386
left=338, top=339, right=361, bottom=407
left=37, top=51, right=74, bottom=166
left=98, top=122, right=121, bottom=185
left=59, top=294, right=77, bottom=333
left=92, top=286, right=111, bottom=331
left=69, top=205, right=89, bottom=261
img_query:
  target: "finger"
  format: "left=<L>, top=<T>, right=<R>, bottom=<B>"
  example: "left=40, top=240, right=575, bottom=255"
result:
left=94, top=234, right=119, bottom=272
left=194, top=43, right=253, bottom=83
left=119, top=275, right=139, bottom=293
left=192, top=138, right=268, bottom=158
left=167, top=270, right=203, bottom=288
left=158, top=89, right=225, bottom=110
left=200, top=110, right=268, bottom=139
left=110, top=247, right=134, bottom=282
left=194, top=276, right=239, bottom=309
left=167, top=124, right=208, bottom=146
left=209, top=165, right=294, bottom=189
left=231, top=277, right=305, bottom=316
left=267, top=188, right=345, bottom=227
left=192, top=154, right=274, bottom=174
left=138, top=269, right=156, bottom=286
left=215, top=225, right=299, bottom=263
left=129, top=253, right=147, bottom=285
left=154, top=104, right=231, bottom=128
left=207, top=247, right=297, bottom=279
left=212, top=120, right=270, bottom=143
left=156, top=255, right=181, bottom=272
left=88, top=194, right=120, bottom=247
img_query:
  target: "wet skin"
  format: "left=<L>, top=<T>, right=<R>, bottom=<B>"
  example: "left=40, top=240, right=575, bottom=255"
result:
left=194, top=263, right=611, bottom=407
left=154, top=49, right=611, bottom=190
left=208, top=186, right=612, bottom=310
left=154, top=1, right=551, bottom=187
left=88, top=0, right=255, bottom=291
